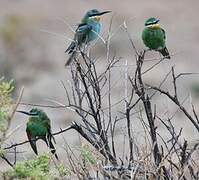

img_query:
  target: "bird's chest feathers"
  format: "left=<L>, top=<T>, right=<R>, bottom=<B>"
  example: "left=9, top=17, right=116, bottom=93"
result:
left=88, top=22, right=101, bottom=41
left=27, top=120, right=48, bottom=137
left=143, top=28, right=165, bottom=49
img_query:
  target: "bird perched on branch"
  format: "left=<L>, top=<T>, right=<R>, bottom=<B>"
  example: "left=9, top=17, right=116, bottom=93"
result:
left=142, top=17, right=170, bottom=59
left=65, top=9, right=111, bottom=66
left=17, top=108, right=58, bottom=159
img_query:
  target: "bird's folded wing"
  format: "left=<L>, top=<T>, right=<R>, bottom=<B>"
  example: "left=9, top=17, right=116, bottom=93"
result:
left=65, top=23, right=92, bottom=54
left=26, top=128, right=38, bottom=155
left=75, top=23, right=92, bottom=44
left=161, top=28, right=166, bottom=40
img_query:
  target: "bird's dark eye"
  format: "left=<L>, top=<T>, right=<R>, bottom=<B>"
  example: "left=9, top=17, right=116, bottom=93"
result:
left=145, top=18, right=159, bottom=26
left=30, top=110, right=35, bottom=113
left=88, top=9, right=99, bottom=17
left=30, top=109, right=39, bottom=116
left=91, top=9, right=98, bottom=13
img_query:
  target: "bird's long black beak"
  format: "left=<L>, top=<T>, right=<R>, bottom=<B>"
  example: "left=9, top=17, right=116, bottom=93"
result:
left=155, top=19, right=160, bottom=24
left=97, top=11, right=111, bottom=16
left=17, top=110, right=38, bottom=116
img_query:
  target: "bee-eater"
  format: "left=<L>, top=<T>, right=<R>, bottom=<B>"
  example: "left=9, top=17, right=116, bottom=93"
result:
left=142, top=17, right=170, bottom=59
left=65, top=9, right=111, bottom=66
left=17, top=108, right=58, bottom=159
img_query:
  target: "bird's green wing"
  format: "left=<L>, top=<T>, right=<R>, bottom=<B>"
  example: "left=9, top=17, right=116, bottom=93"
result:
left=65, top=23, right=91, bottom=54
left=65, top=23, right=92, bottom=66
left=46, top=119, right=56, bottom=143
left=75, top=23, right=92, bottom=45
left=161, top=28, right=166, bottom=40
left=26, top=127, right=38, bottom=155
left=42, top=119, right=58, bottom=159
left=160, top=28, right=170, bottom=59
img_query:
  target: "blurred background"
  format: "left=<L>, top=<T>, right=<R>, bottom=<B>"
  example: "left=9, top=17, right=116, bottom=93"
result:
left=1, top=0, right=199, bottom=170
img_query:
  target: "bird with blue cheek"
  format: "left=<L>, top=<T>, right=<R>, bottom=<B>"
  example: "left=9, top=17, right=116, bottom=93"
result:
left=65, top=9, right=111, bottom=66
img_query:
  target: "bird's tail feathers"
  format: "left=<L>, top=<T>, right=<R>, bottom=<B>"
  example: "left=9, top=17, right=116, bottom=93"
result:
left=27, top=132, right=38, bottom=155
left=159, top=47, right=171, bottom=59
left=65, top=51, right=77, bottom=66
left=65, top=41, right=78, bottom=66
left=30, top=140, right=38, bottom=155
left=52, top=135, right=56, bottom=144
left=49, top=139, right=59, bottom=160
left=44, top=136, right=59, bottom=160
left=65, top=41, right=76, bottom=54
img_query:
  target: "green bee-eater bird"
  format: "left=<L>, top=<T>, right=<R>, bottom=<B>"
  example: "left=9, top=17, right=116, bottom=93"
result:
left=65, top=9, right=111, bottom=66
left=142, top=17, right=170, bottom=59
left=17, top=108, right=58, bottom=159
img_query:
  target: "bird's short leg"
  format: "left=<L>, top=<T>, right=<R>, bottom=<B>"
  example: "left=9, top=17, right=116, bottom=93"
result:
left=141, top=48, right=150, bottom=58
left=155, top=49, right=164, bottom=59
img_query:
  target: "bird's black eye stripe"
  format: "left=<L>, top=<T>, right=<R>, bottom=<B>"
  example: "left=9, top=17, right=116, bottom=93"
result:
left=89, top=13, right=99, bottom=17
left=17, top=110, right=38, bottom=116
left=145, top=19, right=159, bottom=26
left=29, top=112, right=39, bottom=116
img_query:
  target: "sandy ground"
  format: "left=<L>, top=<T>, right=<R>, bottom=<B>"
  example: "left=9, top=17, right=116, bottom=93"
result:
left=0, top=0, right=199, bottom=172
